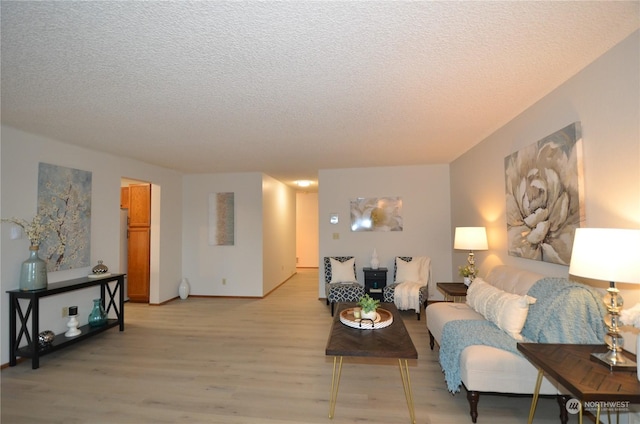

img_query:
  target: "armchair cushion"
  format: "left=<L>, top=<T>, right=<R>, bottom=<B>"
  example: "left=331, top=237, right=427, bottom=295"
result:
left=329, top=257, right=357, bottom=283
left=395, top=257, right=422, bottom=283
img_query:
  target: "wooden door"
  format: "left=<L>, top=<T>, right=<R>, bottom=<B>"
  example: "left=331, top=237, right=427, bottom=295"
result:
left=127, top=226, right=150, bottom=302
left=127, top=183, right=151, bottom=303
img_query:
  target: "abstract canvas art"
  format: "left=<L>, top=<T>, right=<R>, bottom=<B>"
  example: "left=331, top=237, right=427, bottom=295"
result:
left=505, top=122, right=585, bottom=265
left=209, top=192, right=235, bottom=245
left=37, top=162, right=92, bottom=271
left=350, top=197, right=403, bottom=232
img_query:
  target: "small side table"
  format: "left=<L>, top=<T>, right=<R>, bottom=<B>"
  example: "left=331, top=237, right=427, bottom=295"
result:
left=518, top=343, right=640, bottom=424
left=436, top=282, right=468, bottom=302
left=363, top=267, right=387, bottom=301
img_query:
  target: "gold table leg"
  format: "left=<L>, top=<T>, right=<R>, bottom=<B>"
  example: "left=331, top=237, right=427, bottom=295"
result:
left=328, top=356, right=343, bottom=419
left=398, top=359, right=416, bottom=424
left=527, top=369, right=544, bottom=424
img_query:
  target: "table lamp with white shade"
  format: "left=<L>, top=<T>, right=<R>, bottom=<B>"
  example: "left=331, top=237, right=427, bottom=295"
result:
left=454, top=227, right=488, bottom=281
left=569, top=228, right=640, bottom=369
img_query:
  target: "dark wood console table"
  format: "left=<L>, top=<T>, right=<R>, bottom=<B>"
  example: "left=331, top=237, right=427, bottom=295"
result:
left=7, top=273, right=125, bottom=369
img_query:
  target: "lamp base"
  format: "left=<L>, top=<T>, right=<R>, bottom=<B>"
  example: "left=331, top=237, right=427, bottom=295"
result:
left=590, top=351, right=637, bottom=371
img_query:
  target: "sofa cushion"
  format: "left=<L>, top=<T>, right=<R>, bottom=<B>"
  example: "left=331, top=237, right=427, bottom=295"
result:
left=329, top=257, right=356, bottom=283
left=466, top=278, right=536, bottom=340
left=484, top=265, right=544, bottom=295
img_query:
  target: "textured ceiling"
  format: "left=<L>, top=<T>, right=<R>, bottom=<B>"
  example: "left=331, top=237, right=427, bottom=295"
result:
left=2, top=1, right=639, bottom=189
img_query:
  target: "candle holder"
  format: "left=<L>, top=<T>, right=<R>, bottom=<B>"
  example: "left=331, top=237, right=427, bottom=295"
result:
left=65, top=306, right=81, bottom=337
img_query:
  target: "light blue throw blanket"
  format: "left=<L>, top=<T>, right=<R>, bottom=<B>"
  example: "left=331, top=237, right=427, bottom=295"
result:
left=439, top=277, right=606, bottom=393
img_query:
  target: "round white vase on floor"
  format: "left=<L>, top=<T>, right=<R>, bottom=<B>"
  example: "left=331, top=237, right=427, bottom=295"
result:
left=179, top=278, right=190, bottom=300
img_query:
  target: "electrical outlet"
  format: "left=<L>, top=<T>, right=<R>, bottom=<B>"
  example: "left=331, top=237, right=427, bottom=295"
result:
left=62, top=306, right=69, bottom=317
left=222, top=278, right=227, bottom=285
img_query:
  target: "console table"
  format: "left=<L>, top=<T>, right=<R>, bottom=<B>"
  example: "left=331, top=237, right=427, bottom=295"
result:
left=7, top=273, right=125, bottom=369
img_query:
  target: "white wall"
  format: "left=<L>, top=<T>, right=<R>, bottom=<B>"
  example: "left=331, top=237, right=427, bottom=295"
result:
left=0, top=126, right=183, bottom=365
left=318, top=164, right=451, bottom=299
left=450, top=31, right=640, bottom=300
left=296, top=192, right=319, bottom=268
left=181, top=173, right=296, bottom=297
left=182, top=172, right=264, bottom=296
left=262, top=174, right=297, bottom=294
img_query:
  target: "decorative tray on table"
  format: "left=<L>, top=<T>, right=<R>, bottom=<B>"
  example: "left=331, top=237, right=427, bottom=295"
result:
left=339, top=307, right=393, bottom=330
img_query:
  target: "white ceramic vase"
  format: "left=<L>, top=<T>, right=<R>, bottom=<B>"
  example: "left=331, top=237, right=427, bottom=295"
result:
left=463, top=277, right=471, bottom=286
left=361, top=309, right=377, bottom=321
left=370, top=248, right=379, bottom=270
left=179, top=278, right=190, bottom=300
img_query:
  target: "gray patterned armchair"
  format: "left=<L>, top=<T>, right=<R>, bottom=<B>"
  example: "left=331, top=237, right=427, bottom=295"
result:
left=324, top=256, right=365, bottom=316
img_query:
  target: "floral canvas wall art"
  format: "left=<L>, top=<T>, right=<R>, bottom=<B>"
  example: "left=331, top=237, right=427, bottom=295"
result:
left=504, top=122, right=585, bottom=265
left=209, top=192, right=235, bottom=245
left=38, top=163, right=92, bottom=271
left=350, top=197, right=403, bottom=232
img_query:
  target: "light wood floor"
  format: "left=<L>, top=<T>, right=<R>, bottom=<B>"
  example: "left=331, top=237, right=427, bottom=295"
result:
left=1, top=269, right=563, bottom=423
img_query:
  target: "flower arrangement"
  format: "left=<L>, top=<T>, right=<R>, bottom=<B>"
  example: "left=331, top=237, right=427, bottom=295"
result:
left=357, top=294, right=380, bottom=313
left=1, top=214, right=54, bottom=246
left=621, top=303, right=640, bottom=328
left=458, top=265, right=473, bottom=278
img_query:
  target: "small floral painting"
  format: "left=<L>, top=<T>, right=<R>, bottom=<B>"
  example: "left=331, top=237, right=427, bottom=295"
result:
left=38, top=163, right=92, bottom=271
left=350, top=197, right=403, bottom=232
left=504, top=122, right=585, bottom=265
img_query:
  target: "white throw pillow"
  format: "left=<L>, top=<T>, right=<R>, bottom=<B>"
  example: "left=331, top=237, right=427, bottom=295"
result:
left=395, top=257, right=421, bottom=283
left=329, top=258, right=357, bottom=283
left=466, top=278, right=536, bottom=340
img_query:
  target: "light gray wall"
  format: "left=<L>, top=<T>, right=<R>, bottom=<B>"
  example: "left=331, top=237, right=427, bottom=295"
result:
left=262, top=174, right=297, bottom=294
left=318, top=164, right=452, bottom=299
left=182, top=172, right=264, bottom=296
left=0, top=126, right=184, bottom=365
left=450, top=31, right=640, bottom=301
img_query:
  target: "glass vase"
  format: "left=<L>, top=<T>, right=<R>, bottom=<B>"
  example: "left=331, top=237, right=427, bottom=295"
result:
left=88, top=299, right=107, bottom=327
left=20, top=245, right=48, bottom=291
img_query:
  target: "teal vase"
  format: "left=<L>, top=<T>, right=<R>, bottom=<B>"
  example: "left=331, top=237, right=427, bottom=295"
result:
left=20, top=245, right=48, bottom=291
left=88, top=299, right=107, bottom=327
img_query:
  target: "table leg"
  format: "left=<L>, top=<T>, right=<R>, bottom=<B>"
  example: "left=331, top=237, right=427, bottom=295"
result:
left=328, top=356, right=343, bottom=419
left=398, top=359, right=416, bottom=424
left=527, top=369, right=544, bottom=424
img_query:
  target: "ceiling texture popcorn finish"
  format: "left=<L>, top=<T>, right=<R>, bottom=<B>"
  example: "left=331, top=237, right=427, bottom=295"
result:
left=1, top=1, right=638, bottom=188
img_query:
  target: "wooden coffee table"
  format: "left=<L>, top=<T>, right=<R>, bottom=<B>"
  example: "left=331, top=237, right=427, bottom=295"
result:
left=325, top=303, right=418, bottom=423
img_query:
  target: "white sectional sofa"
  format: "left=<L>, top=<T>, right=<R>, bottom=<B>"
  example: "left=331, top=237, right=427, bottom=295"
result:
left=426, top=265, right=605, bottom=423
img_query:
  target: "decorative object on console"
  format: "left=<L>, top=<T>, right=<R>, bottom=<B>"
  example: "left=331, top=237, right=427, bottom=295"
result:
left=454, top=227, right=488, bottom=282
left=92, top=260, right=108, bottom=274
left=38, top=330, right=55, bottom=349
left=504, top=122, right=585, bottom=265
left=370, top=248, right=379, bottom=269
left=179, top=278, right=190, bottom=299
left=65, top=306, right=81, bottom=337
left=2, top=214, right=54, bottom=291
left=569, top=228, right=640, bottom=370
left=19, top=245, right=48, bottom=291
left=88, top=299, right=108, bottom=328
left=357, top=294, right=380, bottom=321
